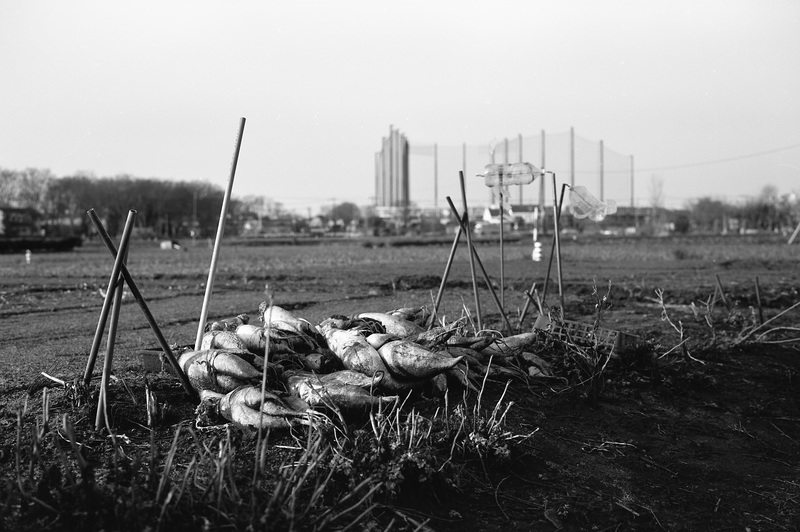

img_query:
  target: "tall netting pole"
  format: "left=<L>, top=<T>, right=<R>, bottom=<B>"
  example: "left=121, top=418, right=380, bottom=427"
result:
left=434, top=143, right=438, bottom=210
left=462, top=143, right=467, bottom=182
left=518, top=133, right=524, bottom=204
left=570, top=127, right=575, bottom=188
left=630, top=155, right=635, bottom=208
left=600, top=139, right=605, bottom=202
left=540, top=130, right=546, bottom=228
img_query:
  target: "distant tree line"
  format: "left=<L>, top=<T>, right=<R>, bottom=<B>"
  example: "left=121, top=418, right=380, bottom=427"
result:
left=2, top=168, right=797, bottom=238
left=681, top=185, right=799, bottom=234
left=1, top=168, right=231, bottom=238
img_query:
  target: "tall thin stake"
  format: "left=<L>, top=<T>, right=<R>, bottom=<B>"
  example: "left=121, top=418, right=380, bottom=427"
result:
left=551, top=172, right=565, bottom=311
left=195, top=117, right=246, bottom=350
left=429, top=213, right=466, bottom=328
left=519, top=183, right=566, bottom=328
left=499, top=173, right=505, bottom=312
left=714, top=273, right=729, bottom=309
left=754, top=276, right=764, bottom=325
left=95, top=260, right=126, bottom=431
left=84, top=210, right=136, bottom=385
left=94, top=210, right=136, bottom=431
left=459, top=171, right=483, bottom=332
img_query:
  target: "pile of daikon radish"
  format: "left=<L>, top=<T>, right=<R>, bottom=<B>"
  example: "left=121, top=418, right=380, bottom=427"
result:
left=179, top=303, right=553, bottom=430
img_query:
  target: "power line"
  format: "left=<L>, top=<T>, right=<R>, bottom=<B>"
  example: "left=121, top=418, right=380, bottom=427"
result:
left=637, top=142, right=800, bottom=172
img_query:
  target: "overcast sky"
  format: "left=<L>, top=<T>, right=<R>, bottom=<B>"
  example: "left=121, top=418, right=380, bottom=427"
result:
left=1, top=0, right=798, bottom=214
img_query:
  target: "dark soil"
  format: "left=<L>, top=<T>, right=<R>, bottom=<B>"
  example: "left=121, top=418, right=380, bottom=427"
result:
left=1, top=237, right=798, bottom=531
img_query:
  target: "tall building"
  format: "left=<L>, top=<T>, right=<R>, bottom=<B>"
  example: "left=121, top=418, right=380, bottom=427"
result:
left=374, top=125, right=409, bottom=208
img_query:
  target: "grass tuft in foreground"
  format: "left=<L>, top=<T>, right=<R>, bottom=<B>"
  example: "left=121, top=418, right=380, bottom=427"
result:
left=1, top=374, right=534, bottom=531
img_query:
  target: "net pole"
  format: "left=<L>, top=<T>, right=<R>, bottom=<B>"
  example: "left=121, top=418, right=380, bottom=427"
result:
left=518, top=133, right=524, bottom=204
left=570, top=127, right=575, bottom=188
left=600, top=139, right=605, bottom=202
left=434, top=143, right=438, bottom=210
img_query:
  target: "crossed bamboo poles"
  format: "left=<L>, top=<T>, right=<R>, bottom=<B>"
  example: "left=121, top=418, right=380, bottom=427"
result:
left=86, top=117, right=246, bottom=431
left=430, top=170, right=567, bottom=333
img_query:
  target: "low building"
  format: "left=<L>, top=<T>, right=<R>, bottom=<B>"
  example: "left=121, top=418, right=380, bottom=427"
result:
left=483, top=204, right=539, bottom=226
left=0, top=206, right=42, bottom=237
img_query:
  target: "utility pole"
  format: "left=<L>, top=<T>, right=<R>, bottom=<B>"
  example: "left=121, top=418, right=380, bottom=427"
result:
left=630, top=155, right=635, bottom=208
left=434, top=143, right=438, bottom=210
left=539, top=130, right=546, bottom=215
left=570, top=127, right=575, bottom=188
left=599, top=139, right=605, bottom=202
left=518, top=133, right=523, bottom=204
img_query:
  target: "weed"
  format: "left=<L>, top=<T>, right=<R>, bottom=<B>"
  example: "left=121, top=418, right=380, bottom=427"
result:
left=549, top=281, right=615, bottom=406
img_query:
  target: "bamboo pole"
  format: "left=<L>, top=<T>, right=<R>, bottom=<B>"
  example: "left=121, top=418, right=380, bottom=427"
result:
left=194, top=117, right=246, bottom=350
left=518, top=183, right=567, bottom=328
left=84, top=210, right=136, bottom=385
left=551, top=172, right=565, bottom=311
left=446, top=197, right=513, bottom=332
left=755, top=276, right=764, bottom=325
left=458, top=171, right=483, bottom=331
left=499, top=171, right=505, bottom=313
left=95, top=255, right=127, bottom=431
left=788, top=221, right=800, bottom=245
left=714, top=273, right=729, bottom=308
left=87, top=209, right=196, bottom=400
left=541, top=183, right=568, bottom=307
left=518, top=133, right=524, bottom=203
left=94, top=210, right=136, bottom=431
left=429, top=212, right=467, bottom=328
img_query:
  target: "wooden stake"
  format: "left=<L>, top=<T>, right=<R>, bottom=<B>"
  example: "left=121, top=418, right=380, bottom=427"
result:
left=520, top=183, right=567, bottom=328
left=458, top=171, right=483, bottom=332
left=551, top=172, right=565, bottom=311
left=788, top=221, right=800, bottom=245
left=499, top=173, right=505, bottom=311
left=714, top=273, right=729, bottom=308
left=755, top=276, right=764, bottom=325
left=195, top=117, right=246, bottom=350
left=429, top=213, right=466, bottom=328
left=84, top=210, right=136, bottom=385
left=94, top=210, right=136, bottom=431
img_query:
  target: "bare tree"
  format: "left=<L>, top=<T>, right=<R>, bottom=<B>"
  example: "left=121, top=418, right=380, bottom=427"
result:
left=17, top=168, right=53, bottom=211
left=649, top=174, right=664, bottom=209
left=0, top=169, right=20, bottom=205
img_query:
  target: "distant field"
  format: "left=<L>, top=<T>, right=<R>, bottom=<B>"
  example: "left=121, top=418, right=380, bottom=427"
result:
left=1, top=232, right=796, bottom=278
left=1, top=233, right=798, bottom=531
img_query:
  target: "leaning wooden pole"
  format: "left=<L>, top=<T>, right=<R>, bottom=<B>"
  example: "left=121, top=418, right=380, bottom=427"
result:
left=194, top=117, right=246, bottom=350
left=429, top=212, right=467, bottom=328
left=94, top=210, right=136, bottom=431
left=540, top=183, right=568, bottom=308
left=458, top=171, right=483, bottom=331
left=83, top=210, right=136, bottom=386
left=499, top=172, right=505, bottom=312
left=551, top=172, right=565, bottom=311
left=788, top=221, right=800, bottom=245
left=87, top=209, right=196, bottom=400
left=519, top=183, right=567, bottom=328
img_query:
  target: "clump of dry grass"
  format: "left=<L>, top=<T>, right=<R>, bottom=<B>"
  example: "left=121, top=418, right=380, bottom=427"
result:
left=2, top=365, right=535, bottom=531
